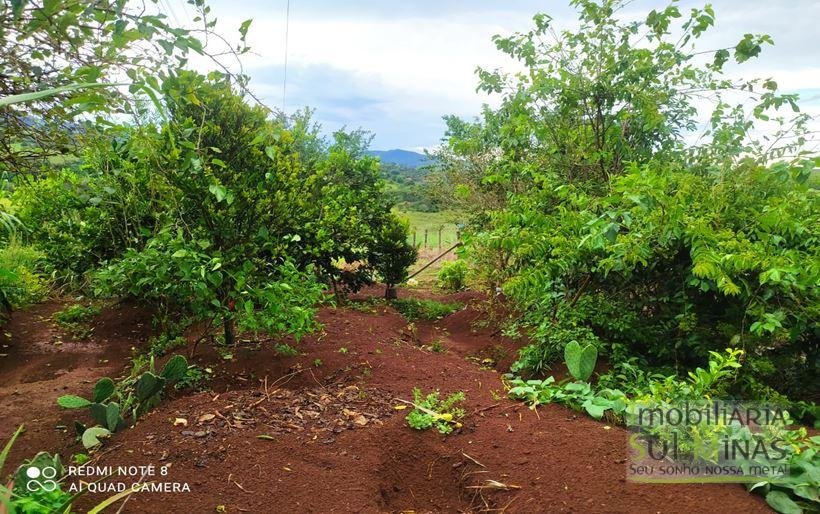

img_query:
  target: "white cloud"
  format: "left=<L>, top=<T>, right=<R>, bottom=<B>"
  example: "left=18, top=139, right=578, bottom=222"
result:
left=185, top=0, right=819, bottom=150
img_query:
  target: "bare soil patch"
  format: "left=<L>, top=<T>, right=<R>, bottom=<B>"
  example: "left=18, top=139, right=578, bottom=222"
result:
left=0, top=289, right=769, bottom=513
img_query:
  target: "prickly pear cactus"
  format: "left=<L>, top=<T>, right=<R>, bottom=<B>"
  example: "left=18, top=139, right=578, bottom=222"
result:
left=92, top=377, right=115, bottom=403
left=564, top=340, right=597, bottom=381
left=160, top=355, right=188, bottom=382
left=135, top=372, right=165, bottom=401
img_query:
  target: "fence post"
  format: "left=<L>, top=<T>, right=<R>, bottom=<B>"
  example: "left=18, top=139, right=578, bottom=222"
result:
left=412, top=229, right=416, bottom=247
left=424, top=229, right=428, bottom=249
left=438, top=227, right=442, bottom=251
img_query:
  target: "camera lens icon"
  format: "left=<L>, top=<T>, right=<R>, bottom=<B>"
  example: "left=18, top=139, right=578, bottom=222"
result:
left=25, top=466, right=58, bottom=492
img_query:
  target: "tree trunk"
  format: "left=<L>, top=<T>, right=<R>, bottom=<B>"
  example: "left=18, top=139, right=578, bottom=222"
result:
left=223, top=316, right=235, bottom=346
left=385, top=286, right=397, bottom=299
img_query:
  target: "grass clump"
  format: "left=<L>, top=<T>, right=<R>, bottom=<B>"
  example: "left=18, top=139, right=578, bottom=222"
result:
left=53, top=304, right=100, bottom=339
left=392, top=298, right=460, bottom=321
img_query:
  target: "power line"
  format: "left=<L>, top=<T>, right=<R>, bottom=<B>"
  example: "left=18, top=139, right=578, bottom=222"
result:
left=282, top=0, right=290, bottom=114
left=160, top=0, right=181, bottom=25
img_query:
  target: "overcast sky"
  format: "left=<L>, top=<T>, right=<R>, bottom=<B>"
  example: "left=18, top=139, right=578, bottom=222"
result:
left=178, top=0, right=820, bottom=151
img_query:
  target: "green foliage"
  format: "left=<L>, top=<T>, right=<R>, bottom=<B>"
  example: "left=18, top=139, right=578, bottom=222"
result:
left=369, top=213, right=418, bottom=292
left=509, top=377, right=627, bottom=420
left=86, top=73, right=406, bottom=346
left=57, top=355, right=189, bottom=446
left=148, top=334, right=187, bottom=357
left=510, top=348, right=745, bottom=420
left=0, top=0, right=248, bottom=175
left=437, top=0, right=819, bottom=400
left=598, top=349, right=816, bottom=513
left=436, top=259, right=467, bottom=292
left=596, top=359, right=668, bottom=396
left=0, top=242, right=48, bottom=313
left=12, top=154, right=164, bottom=283
left=511, top=324, right=599, bottom=377
left=174, top=365, right=213, bottom=391
left=381, top=163, right=439, bottom=212
left=52, top=303, right=100, bottom=339
left=95, top=230, right=324, bottom=347
left=0, top=426, right=138, bottom=513
left=9, top=451, right=73, bottom=513
left=274, top=343, right=300, bottom=357
left=405, top=388, right=466, bottom=434
left=426, top=339, right=447, bottom=354
left=564, top=340, right=598, bottom=381
left=392, top=298, right=461, bottom=321
left=750, top=435, right=819, bottom=514
left=53, top=304, right=99, bottom=325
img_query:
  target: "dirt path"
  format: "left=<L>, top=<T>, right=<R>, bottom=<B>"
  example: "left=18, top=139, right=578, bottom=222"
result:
left=0, top=290, right=769, bottom=513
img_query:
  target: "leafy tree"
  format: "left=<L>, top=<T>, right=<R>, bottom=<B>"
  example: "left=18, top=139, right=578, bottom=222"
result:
left=95, top=72, right=417, bottom=344
left=12, top=128, right=167, bottom=282
left=108, top=70, right=323, bottom=345
left=288, top=132, right=391, bottom=294
left=0, top=0, right=254, bottom=174
left=369, top=214, right=418, bottom=298
left=437, top=0, right=818, bottom=399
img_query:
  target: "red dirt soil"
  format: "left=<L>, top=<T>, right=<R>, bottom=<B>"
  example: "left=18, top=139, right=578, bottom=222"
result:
left=0, top=288, right=770, bottom=513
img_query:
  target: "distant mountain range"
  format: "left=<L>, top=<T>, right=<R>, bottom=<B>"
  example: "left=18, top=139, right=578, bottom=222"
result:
left=367, top=149, right=431, bottom=168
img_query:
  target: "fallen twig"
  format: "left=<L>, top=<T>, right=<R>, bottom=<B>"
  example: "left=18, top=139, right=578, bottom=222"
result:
left=461, top=452, right=486, bottom=468
left=466, top=480, right=521, bottom=491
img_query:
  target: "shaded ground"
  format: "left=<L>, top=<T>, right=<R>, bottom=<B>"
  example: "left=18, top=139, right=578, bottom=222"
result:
left=0, top=288, right=769, bottom=513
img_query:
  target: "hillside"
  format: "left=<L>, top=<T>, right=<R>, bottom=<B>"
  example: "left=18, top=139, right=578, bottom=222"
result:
left=367, top=148, right=430, bottom=168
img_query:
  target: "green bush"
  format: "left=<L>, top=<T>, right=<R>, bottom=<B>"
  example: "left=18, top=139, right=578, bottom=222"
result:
left=95, top=230, right=324, bottom=345
left=436, top=259, right=467, bottom=292
left=12, top=136, right=163, bottom=284
left=436, top=0, right=819, bottom=400
left=369, top=213, right=418, bottom=296
left=0, top=242, right=49, bottom=311
left=511, top=324, right=599, bottom=377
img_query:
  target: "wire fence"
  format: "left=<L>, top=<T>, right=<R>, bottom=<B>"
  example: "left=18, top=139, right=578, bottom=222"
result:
left=409, top=225, right=460, bottom=250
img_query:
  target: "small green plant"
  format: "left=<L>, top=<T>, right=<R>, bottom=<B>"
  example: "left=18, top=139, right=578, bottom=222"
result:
left=344, top=297, right=385, bottom=314
left=392, top=298, right=461, bottom=321
left=426, top=339, right=447, bottom=353
left=57, top=354, right=188, bottom=448
left=148, top=333, right=187, bottom=357
left=405, top=388, right=466, bottom=434
left=511, top=324, right=599, bottom=377
left=52, top=303, right=100, bottom=339
left=175, top=365, right=212, bottom=391
left=338, top=347, right=349, bottom=354
left=72, top=453, right=90, bottom=465
left=274, top=343, right=300, bottom=357
left=437, top=259, right=468, bottom=292
left=564, top=340, right=598, bottom=381
left=313, top=358, right=323, bottom=367
left=508, top=377, right=627, bottom=419
left=748, top=434, right=819, bottom=513
left=53, top=304, right=99, bottom=325
left=596, top=359, right=667, bottom=396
